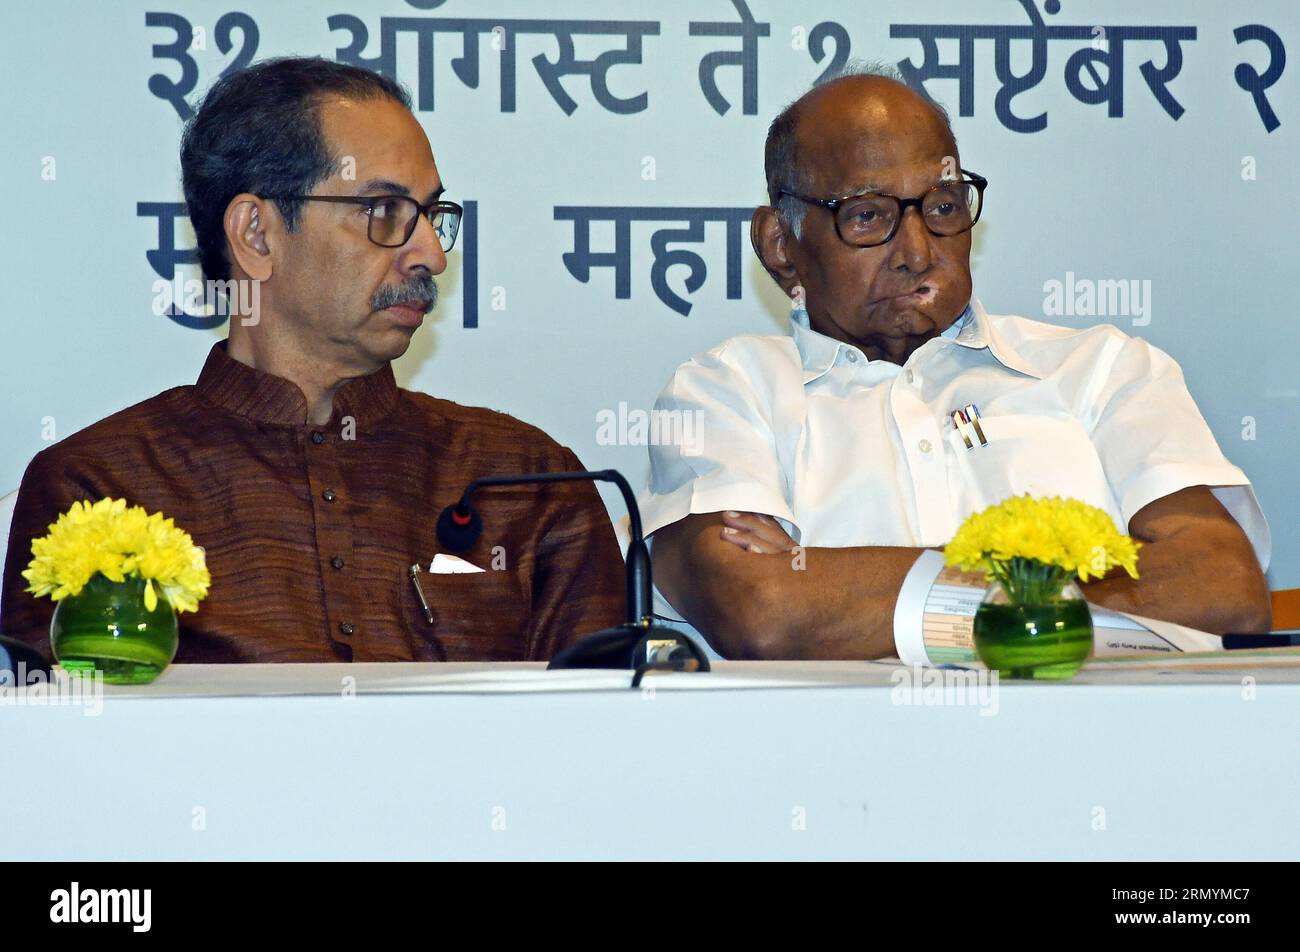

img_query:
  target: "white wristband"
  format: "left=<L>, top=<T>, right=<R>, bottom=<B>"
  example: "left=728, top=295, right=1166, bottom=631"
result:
left=892, top=549, right=947, bottom=666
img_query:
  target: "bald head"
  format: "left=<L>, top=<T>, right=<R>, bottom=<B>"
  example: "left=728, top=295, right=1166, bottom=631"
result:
left=766, top=73, right=956, bottom=216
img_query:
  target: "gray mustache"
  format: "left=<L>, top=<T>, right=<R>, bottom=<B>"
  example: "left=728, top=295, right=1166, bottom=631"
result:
left=372, top=276, right=439, bottom=313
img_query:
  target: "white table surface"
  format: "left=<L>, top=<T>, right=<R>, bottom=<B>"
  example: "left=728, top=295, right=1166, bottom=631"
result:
left=4, top=654, right=1298, bottom=860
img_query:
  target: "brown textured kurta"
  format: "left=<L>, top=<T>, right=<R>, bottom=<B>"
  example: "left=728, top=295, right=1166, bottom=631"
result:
left=1, top=342, right=625, bottom=662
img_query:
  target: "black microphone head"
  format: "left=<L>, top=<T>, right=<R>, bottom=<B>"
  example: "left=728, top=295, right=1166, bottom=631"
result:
left=436, top=503, right=482, bottom=552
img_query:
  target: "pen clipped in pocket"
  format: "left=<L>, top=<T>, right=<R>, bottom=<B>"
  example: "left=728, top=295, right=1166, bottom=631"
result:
left=406, top=563, right=531, bottom=661
left=946, top=413, right=1119, bottom=523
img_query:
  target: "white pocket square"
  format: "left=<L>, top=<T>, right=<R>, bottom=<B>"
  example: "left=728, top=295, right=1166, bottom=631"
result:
left=430, top=553, right=486, bottom=574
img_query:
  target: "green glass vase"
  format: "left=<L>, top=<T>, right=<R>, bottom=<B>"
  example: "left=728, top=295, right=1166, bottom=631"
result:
left=50, top=574, right=178, bottom=684
left=973, top=579, right=1093, bottom=680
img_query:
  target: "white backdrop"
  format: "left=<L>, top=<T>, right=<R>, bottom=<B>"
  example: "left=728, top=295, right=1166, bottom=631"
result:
left=1, top=0, right=1296, bottom=587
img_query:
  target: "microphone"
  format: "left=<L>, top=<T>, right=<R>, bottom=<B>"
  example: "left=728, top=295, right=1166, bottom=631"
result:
left=436, top=470, right=710, bottom=675
left=435, top=499, right=483, bottom=552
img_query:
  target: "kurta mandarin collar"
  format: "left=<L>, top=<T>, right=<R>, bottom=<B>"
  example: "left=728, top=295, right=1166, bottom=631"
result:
left=195, top=340, right=400, bottom=428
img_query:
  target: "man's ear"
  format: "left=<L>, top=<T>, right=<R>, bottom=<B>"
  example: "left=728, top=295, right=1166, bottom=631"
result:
left=751, top=206, right=801, bottom=298
left=224, top=194, right=275, bottom=282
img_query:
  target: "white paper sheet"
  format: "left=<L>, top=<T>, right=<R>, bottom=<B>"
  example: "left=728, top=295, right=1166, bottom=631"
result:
left=892, top=549, right=1224, bottom=666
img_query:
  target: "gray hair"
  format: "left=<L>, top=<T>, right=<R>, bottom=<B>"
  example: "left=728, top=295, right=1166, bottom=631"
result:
left=765, top=60, right=954, bottom=239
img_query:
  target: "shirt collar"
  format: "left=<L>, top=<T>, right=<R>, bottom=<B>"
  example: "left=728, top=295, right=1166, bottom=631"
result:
left=789, top=296, right=1041, bottom=384
left=940, top=302, right=972, bottom=339
left=195, top=340, right=400, bottom=427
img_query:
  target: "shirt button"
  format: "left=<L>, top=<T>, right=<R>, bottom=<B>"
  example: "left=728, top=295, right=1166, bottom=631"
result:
left=846, top=351, right=858, bottom=363
left=905, top=369, right=915, bottom=384
left=919, top=439, right=933, bottom=454
left=311, top=431, right=325, bottom=445
left=339, top=622, right=355, bottom=636
left=322, top=489, right=336, bottom=503
left=331, top=556, right=345, bottom=570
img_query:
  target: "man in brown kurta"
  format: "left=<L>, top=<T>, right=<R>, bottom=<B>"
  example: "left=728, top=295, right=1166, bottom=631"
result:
left=1, top=341, right=625, bottom=662
left=1, top=57, right=624, bottom=661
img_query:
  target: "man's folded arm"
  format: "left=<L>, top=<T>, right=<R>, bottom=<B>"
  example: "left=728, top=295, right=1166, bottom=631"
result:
left=656, top=485, right=1272, bottom=659
left=651, top=511, right=924, bottom=659
left=1083, top=485, right=1271, bottom=634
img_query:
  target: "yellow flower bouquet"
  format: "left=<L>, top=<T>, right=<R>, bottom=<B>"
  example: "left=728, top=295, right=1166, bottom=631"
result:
left=944, top=494, right=1140, bottom=603
left=24, top=498, right=210, bottom=683
left=943, top=495, right=1141, bottom=679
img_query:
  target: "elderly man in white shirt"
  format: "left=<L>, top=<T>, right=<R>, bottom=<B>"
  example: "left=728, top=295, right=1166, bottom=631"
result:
left=640, top=69, right=1271, bottom=659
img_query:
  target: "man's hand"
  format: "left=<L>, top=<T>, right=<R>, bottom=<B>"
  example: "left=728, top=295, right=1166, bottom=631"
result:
left=651, top=511, right=924, bottom=659
left=718, top=510, right=799, bottom=555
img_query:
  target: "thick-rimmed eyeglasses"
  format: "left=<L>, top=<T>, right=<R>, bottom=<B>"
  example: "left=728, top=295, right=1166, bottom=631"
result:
left=777, top=170, right=988, bottom=247
left=261, top=194, right=463, bottom=251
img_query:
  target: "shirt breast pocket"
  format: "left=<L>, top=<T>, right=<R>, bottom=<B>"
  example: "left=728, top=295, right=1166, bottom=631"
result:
left=946, top=413, right=1121, bottom=525
left=406, top=568, right=533, bottom=661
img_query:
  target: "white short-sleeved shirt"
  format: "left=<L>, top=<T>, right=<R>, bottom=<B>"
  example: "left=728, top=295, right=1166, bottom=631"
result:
left=640, top=298, right=1270, bottom=578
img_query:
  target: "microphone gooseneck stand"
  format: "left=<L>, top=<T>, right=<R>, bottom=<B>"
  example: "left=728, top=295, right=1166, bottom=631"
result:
left=436, top=469, right=709, bottom=679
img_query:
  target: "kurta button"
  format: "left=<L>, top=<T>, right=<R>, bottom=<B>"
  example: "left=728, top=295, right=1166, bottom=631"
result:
left=311, top=431, right=325, bottom=445
left=331, top=556, right=345, bottom=570
left=339, top=622, right=355, bottom=636
left=322, top=489, right=336, bottom=502
left=905, top=369, right=915, bottom=384
left=919, top=439, right=933, bottom=453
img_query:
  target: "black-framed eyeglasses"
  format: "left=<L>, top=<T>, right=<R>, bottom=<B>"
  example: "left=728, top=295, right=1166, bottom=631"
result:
left=261, top=194, right=463, bottom=252
left=777, top=169, right=987, bottom=247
